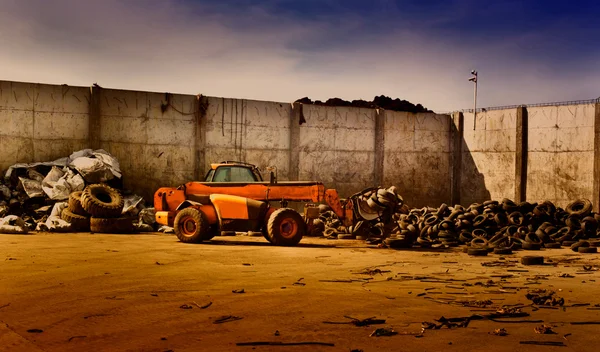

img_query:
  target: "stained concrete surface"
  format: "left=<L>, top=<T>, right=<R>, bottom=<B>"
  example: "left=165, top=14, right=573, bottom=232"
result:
left=2, top=234, right=600, bottom=352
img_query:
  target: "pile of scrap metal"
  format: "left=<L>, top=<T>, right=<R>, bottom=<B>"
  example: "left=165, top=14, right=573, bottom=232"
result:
left=0, top=149, right=155, bottom=234
left=318, top=193, right=600, bottom=252
left=315, top=186, right=409, bottom=243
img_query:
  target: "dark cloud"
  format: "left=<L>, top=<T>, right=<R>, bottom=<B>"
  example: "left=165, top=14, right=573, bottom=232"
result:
left=0, top=0, right=598, bottom=111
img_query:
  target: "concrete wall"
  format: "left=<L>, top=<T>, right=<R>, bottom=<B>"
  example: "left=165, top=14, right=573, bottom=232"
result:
left=0, top=81, right=89, bottom=171
left=299, top=105, right=376, bottom=198
left=97, top=89, right=198, bottom=199
left=384, top=111, right=453, bottom=207
left=204, top=97, right=291, bottom=180
left=526, top=104, right=595, bottom=207
left=460, top=110, right=516, bottom=205
left=1, top=79, right=598, bottom=209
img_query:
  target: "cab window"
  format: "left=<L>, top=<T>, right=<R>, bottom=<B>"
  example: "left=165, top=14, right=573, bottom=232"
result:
left=204, top=169, right=215, bottom=182
left=213, top=166, right=256, bottom=182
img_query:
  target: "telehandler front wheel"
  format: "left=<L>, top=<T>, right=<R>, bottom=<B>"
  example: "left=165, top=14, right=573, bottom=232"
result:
left=174, top=208, right=209, bottom=243
left=267, top=208, right=305, bottom=246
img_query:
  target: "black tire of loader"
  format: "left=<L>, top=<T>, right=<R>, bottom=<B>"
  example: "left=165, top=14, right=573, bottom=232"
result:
left=81, top=184, right=124, bottom=218
left=90, top=217, right=135, bottom=234
left=68, top=191, right=88, bottom=216
left=61, top=208, right=90, bottom=231
left=173, top=208, right=209, bottom=243
left=267, top=208, right=305, bottom=246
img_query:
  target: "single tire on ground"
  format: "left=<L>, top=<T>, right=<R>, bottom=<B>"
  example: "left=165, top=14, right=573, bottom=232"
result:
left=173, top=208, right=209, bottom=243
left=468, top=248, right=488, bottom=256
left=355, top=235, right=368, bottom=241
left=267, top=208, right=305, bottom=246
left=544, top=242, right=562, bottom=249
left=579, top=247, right=598, bottom=253
left=385, top=238, right=411, bottom=249
left=60, top=208, right=90, bottom=231
left=493, top=247, right=513, bottom=255
left=521, top=256, right=544, bottom=265
left=68, top=191, right=88, bottom=216
left=571, top=240, right=590, bottom=252
left=90, top=217, right=135, bottom=234
left=81, top=184, right=124, bottom=218
left=522, top=242, right=541, bottom=251
left=338, top=234, right=355, bottom=240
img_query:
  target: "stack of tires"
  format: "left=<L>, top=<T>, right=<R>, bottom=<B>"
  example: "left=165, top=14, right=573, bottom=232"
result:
left=61, top=184, right=134, bottom=233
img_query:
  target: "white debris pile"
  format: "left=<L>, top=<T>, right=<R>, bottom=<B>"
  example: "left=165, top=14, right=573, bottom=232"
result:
left=0, top=149, right=156, bottom=233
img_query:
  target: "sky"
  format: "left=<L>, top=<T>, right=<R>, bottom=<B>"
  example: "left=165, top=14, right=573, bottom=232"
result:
left=0, top=0, right=599, bottom=112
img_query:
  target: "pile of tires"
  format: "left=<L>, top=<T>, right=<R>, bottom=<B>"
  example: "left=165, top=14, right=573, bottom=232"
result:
left=397, top=198, right=600, bottom=252
left=61, top=184, right=134, bottom=233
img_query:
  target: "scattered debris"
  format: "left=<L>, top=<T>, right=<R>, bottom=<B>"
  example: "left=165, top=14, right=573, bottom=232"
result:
left=274, top=330, right=280, bottom=336
left=213, top=315, right=243, bottom=324
left=489, top=328, right=508, bottom=336
left=535, top=325, right=557, bottom=334
left=180, top=304, right=193, bottom=309
left=369, top=327, right=398, bottom=337
left=570, top=321, right=600, bottom=325
left=27, top=329, right=43, bottom=333
left=193, top=301, right=212, bottom=309
left=293, top=278, right=306, bottom=286
left=68, top=336, right=87, bottom=342
left=232, top=289, right=245, bottom=294
left=0, top=303, right=10, bottom=309
left=236, top=341, right=334, bottom=347
left=105, top=296, right=124, bottom=300
left=323, top=316, right=386, bottom=326
left=519, top=341, right=566, bottom=347
left=526, top=289, right=565, bottom=306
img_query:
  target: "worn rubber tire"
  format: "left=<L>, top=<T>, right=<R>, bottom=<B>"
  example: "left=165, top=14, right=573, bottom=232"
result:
left=173, top=208, right=208, bottom=243
left=267, top=208, right=305, bottom=246
left=81, top=184, right=124, bottom=218
left=521, top=256, right=544, bottom=265
left=571, top=240, right=590, bottom=252
left=68, top=191, right=88, bottom=216
left=522, top=242, right=541, bottom=251
left=90, top=217, right=135, bottom=234
left=493, top=247, right=513, bottom=255
left=338, top=234, right=355, bottom=240
left=544, top=242, right=562, bottom=249
left=468, top=248, right=488, bottom=256
left=60, top=208, right=90, bottom=231
left=385, top=238, right=411, bottom=249
left=356, top=235, right=368, bottom=241
left=566, top=199, right=592, bottom=217
left=579, top=247, right=598, bottom=253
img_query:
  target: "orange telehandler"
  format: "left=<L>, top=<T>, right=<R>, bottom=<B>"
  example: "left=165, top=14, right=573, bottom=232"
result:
left=154, top=161, right=400, bottom=246
left=154, top=161, right=351, bottom=246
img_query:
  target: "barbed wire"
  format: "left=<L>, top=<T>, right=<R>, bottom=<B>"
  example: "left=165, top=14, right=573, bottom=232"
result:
left=456, top=97, right=599, bottom=114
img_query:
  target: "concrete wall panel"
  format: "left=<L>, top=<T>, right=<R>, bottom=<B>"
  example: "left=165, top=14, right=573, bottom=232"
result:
left=526, top=104, right=595, bottom=206
left=0, top=110, right=34, bottom=138
left=34, top=112, right=88, bottom=140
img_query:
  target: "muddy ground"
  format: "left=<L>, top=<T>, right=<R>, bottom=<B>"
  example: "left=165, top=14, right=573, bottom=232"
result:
left=1, top=233, right=600, bottom=352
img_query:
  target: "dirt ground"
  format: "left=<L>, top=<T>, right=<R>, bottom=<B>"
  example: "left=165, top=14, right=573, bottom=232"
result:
left=1, top=233, right=600, bottom=352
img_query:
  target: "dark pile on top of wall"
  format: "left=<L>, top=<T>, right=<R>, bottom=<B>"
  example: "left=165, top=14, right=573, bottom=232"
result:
left=295, top=95, right=432, bottom=113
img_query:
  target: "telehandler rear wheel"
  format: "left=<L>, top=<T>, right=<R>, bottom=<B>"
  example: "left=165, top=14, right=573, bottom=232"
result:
left=174, top=208, right=209, bottom=243
left=267, top=208, right=305, bottom=246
